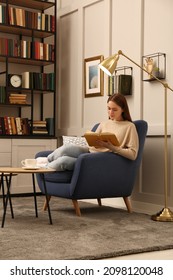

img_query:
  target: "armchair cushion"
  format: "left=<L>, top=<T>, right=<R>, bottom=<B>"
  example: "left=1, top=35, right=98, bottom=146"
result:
left=44, top=170, right=73, bottom=183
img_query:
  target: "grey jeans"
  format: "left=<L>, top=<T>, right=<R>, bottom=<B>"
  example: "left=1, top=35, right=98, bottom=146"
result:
left=47, top=143, right=89, bottom=171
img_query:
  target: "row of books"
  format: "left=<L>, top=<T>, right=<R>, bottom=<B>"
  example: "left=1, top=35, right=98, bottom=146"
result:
left=107, top=75, right=132, bottom=96
left=22, top=72, right=55, bottom=90
left=0, top=71, right=54, bottom=105
left=8, top=7, right=55, bottom=32
left=0, top=92, right=27, bottom=105
left=0, top=5, right=55, bottom=32
left=0, top=37, right=55, bottom=61
left=32, top=120, right=48, bottom=135
left=0, top=117, right=49, bottom=135
left=9, top=93, right=27, bottom=105
left=32, top=41, right=55, bottom=61
left=0, top=5, right=6, bottom=24
left=0, top=116, right=30, bottom=135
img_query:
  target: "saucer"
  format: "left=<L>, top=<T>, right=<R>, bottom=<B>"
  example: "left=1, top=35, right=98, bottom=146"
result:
left=22, top=166, right=40, bottom=170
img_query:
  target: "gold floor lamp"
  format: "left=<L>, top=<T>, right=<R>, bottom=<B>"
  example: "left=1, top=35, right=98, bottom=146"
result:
left=99, top=50, right=173, bottom=221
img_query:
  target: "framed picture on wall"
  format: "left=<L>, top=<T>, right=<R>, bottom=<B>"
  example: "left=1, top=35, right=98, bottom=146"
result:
left=84, top=55, right=104, bottom=97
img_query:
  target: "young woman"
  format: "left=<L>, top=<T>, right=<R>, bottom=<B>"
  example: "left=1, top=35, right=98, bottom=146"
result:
left=39, top=93, right=139, bottom=171
left=90, top=93, right=139, bottom=160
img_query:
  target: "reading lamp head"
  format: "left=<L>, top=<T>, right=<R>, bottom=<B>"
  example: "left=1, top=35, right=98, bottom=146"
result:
left=99, top=53, right=120, bottom=76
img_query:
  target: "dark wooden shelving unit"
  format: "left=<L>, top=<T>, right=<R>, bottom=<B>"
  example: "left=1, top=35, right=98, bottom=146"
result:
left=0, top=0, right=56, bottom=137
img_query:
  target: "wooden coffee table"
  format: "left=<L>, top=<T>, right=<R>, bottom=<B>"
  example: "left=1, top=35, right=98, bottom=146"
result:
left=0, top=167, right=55, bottom=228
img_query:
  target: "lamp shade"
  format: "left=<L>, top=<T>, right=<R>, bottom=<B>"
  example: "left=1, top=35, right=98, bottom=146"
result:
left=99, top=53, right=119, bottom=76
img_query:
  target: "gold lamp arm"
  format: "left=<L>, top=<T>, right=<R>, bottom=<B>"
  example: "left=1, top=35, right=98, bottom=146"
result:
left=118, top=50, right=173, bottom=92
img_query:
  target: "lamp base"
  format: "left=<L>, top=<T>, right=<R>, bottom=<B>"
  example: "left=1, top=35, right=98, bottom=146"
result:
left=151, top=207, right=173, bottom=222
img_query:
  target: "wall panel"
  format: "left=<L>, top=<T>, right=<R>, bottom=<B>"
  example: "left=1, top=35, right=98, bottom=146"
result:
left=111, top=0, right=143, bottom=120
left=83, top=0, right=108, bottom=127
left=58, top=10, right=79, bottom=130
left=143, top=0, right=173, bottom=130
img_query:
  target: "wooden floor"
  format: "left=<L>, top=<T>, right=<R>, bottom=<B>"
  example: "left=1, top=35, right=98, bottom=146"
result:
left=106, top=249, right=173, bottom=260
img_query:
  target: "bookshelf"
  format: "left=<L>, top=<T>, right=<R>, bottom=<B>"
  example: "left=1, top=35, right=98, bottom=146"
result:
left=0, top=0, right=56, bottom=138
left=0, top=0, right=57, bottom=193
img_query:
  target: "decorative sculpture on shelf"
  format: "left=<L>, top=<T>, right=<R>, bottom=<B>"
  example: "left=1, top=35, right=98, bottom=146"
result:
left=143, top=57, right=154, bottom=79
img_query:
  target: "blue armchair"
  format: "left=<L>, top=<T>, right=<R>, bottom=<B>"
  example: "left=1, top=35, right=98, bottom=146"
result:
left=35, top=120, right=148, bottom=216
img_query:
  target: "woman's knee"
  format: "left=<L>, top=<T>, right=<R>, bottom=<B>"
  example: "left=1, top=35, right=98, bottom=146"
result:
left=47, top=156, right=77, bottom=171
left=63, top=144, right=89, bottom=157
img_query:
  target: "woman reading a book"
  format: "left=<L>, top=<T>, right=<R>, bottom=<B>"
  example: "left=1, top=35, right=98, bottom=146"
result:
left=89, top=93, right=139, bottom=160
left=38, top=93, right=139, bottom=171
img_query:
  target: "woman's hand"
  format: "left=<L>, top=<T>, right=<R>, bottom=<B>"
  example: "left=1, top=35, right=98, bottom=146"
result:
left=96, top=140, right=117, bottom=152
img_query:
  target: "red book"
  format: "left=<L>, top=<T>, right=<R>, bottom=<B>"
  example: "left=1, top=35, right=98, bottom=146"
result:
left=51, top=15, right=55, bottom=32
left=4, top=116, right=10, bottom=135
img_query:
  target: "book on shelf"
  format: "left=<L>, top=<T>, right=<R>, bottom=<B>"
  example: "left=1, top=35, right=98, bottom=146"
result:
left=1, top=117, right=12, bottom=135
left=16, top=117, right=30, bottom=135
left=0, top=117, right=30, bottom=135
left=10, top=116, right=17, bottom=135
left=32, top=41, right=54, bottom=61
left=118, top=74, right=132, bottom=95
left=108, top=76, right=115, bottom=96
left=3, top=116, right=10, bottom=135
left=0, top=4, right=7, bottom=24
left=9, top=93, right=27, bottom=104
left=7, top=116, right=13, bottom=134
left=37, top=12, right=42, bottom=30
left=0, top=37, right=54, bottom=61
left=22, top=72, right=34, bottom=89
left=32, top=128, right=48, bottom=134
left=15, top=117, right=23, bottom=135
left=45, top=118, right=54, bottom=136
left=33, top=120, right=47, bottom=126
left=32, top=130, right=48, bottom=134
left=32, top=120, right=48, bottom=134
left=41, top=13, right=46, bottom=31
left=22, top=72, right=54, bottom=90
left=21, top=118, right=30, bottom=135
left=22, top=72, right=30, bottom=88
left=8, top=6, right=55, bottom=32
left=84, top=131, right=120, bottom=147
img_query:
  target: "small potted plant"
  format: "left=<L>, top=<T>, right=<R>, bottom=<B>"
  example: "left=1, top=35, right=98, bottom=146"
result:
left=153, top=66, right=161, bottom=78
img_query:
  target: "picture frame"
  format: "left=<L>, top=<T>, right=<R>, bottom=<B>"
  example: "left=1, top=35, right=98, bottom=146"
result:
left=84, top=55, right=104, bottom=97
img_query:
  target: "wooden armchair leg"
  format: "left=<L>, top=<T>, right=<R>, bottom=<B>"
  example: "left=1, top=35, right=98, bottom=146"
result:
left=72, top=199, right=81, bottom=216
left=97, top=198, right=102, bottom=206
left=123, top=197, right=132, bottom=213
left=43, top=195, right=51, bottom=211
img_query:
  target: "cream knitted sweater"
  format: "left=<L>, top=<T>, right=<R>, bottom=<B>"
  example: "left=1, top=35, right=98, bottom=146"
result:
left=89, top=120, right=139, bottom=160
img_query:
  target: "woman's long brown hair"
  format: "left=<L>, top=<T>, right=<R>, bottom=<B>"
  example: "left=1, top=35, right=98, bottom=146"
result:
left=107, top=93, right=132, bottom=121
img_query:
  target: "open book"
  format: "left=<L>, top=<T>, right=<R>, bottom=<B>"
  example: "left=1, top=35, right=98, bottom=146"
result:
left=84, top=131, right=120, bottom=147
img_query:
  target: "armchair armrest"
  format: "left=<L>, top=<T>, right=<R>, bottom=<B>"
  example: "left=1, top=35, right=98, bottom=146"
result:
left=35, top=150, right=53, bottom=158
left=70, top=152, right=136, bottom=198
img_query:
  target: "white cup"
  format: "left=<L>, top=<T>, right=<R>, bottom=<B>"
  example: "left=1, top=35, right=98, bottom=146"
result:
left=21, top=158, right=37, bottom=168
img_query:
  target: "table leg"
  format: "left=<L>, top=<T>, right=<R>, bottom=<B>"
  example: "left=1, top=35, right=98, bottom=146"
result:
left=0, top=175, right=5, bottom=210
left=5, top=176, right=14, bottom=219
left=32, top=174, right=38, bottom=218
left=1, top=173, right=13, bottom=228
left=41, top=173, right=52, bottom=225
left=1, top=174, right=14, bottom=220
